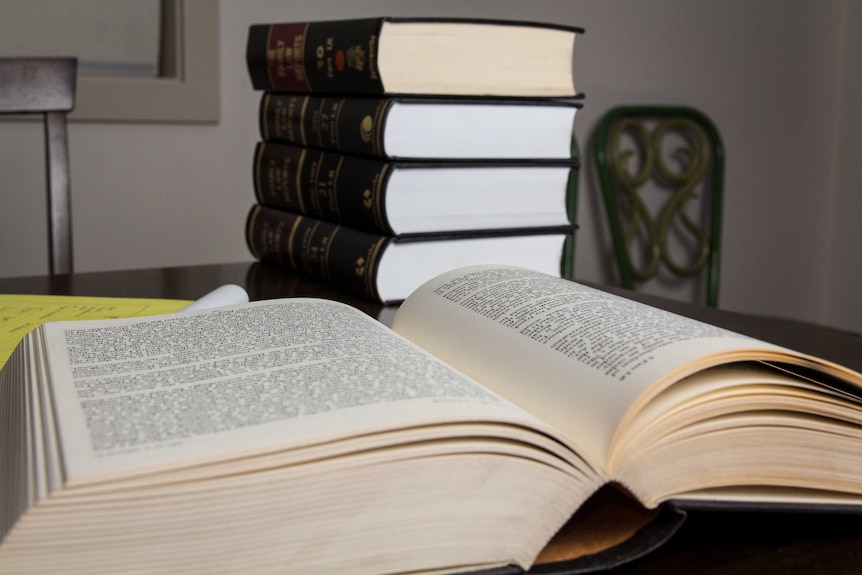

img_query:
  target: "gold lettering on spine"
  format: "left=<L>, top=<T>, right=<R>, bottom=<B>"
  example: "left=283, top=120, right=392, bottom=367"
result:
left=277, top=154, right=290, bottom=205
left=274, top=41, right=288, bottom=79
left=271, top=160, right=279, bottom=200
left=301, top=220, right=321, bottom=274
left=315, top=36, right=336, bottom=78
left=268, top=26, right=291, bottom=82
left=333, top=98, right=346, bottom=149
left=267, top=96, right=291, bottom=143
left=318, top=99, right=340, bottom=148
left=311, top=98, right=327, bottom=148
left=308, top=151, right=322, bottom=214
left=277, top=96, right=294, bottom=142
left=294, top=25, right=309, bottom=89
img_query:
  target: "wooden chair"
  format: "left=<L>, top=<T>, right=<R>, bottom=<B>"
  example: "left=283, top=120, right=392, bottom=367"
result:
left=594, top=105, right=724, bottom=307
left=0, top=58, right=77, bottom=275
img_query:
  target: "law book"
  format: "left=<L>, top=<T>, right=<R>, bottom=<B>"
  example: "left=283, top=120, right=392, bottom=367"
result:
left=244, top=204, right=575, bottom=304
left=258, top=93, right=581, bottom=161
left=253, top=141, right=577, bottom=236
left=2, top=264, right=861, bottom=575
left=246, top=17, right=582, bottom=97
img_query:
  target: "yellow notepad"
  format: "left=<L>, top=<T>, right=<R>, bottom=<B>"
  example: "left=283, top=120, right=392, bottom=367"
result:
left=0, top=294, right=191, bottom=368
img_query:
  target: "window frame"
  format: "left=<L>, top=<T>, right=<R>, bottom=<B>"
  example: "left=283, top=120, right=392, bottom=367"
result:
left=70, top=0, right=219, bottom=123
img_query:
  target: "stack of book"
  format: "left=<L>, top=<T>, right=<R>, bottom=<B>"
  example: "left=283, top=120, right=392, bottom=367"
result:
left=244, top=16, right=584, bottom=304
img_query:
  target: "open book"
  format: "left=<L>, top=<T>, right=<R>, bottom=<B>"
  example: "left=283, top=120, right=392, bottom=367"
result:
left=2, top=265, right=861, bottom=574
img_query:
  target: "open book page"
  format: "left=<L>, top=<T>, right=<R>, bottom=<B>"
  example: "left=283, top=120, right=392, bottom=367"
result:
left=40, top=298, right=566, bottom=483
left=391, top=265, right=790, bottom=471
left=609, top=363, right=862, bottom=506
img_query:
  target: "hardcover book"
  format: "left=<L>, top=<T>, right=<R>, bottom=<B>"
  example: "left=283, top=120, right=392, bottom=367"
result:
left=258, top=93, right=581, bottom=160
left=253, top=142, right=578, bottom=236
left=2, top=265, right=861, bottom=574
left=246, top=17, right=583, bottom=97
left=244, top=204, right=575, bottom=303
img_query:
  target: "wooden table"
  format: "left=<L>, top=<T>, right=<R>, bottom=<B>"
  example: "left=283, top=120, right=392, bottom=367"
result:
left=2, top=261, right=861, bottom=574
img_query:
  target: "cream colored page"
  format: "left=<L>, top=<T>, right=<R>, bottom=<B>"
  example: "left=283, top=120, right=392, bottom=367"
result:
left=392, top=266, right=780, bottom=469
left=43, top=298, right=540, bottom=482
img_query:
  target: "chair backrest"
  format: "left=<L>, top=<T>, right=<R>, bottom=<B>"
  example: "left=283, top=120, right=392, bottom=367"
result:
left=566, top=134, right=581, bottom=274
left=0, top=57, right=77, bottom=275
left=594, top=105, right=724, bottom=307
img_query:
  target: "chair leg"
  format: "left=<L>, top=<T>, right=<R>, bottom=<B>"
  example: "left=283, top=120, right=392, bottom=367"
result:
left=44, top=111, right=73, bottom=275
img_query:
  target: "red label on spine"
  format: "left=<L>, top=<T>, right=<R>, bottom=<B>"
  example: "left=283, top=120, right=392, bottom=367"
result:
left=265, top=23, right=312, bottom=92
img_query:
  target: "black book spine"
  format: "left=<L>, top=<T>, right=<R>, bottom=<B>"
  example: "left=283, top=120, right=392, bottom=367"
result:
left=247, top=19, right=386, bottom=93
left=245, top=204, right=390, bottom=302
left=259, top=93, right=392, bottom=157
left=253, top=142, right=396, bottom=234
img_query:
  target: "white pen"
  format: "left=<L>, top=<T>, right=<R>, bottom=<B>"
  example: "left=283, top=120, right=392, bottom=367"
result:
left=179, top=284, right=249, bottom=312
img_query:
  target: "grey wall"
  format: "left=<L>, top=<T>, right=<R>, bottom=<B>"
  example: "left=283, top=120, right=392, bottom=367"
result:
left=828, top=0, right=862, bottom=333
left=1, top=0, right=859, bottom=334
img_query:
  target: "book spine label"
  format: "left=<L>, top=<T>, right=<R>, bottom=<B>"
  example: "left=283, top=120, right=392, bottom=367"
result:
left=253, top=142, right=395, bottom=234
left=260, top=94, right=392, bottom=157
left=247, top=19, right=385, bottom=93
left=245, top=205, right=389, bottom=302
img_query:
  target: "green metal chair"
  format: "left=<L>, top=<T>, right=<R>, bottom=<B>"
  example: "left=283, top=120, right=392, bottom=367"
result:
left=594, top=106, right=724, bottom=307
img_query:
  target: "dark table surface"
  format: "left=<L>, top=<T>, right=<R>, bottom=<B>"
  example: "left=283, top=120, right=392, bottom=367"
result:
left=2, top=261, right=861, bottom=574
